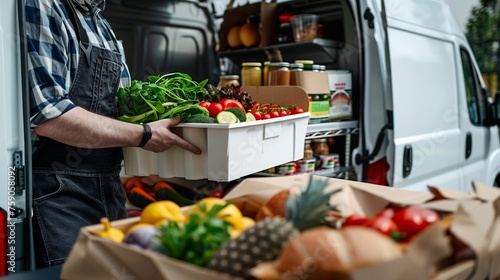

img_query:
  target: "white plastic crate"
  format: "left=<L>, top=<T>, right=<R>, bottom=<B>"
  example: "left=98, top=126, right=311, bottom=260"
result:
left=122, top=112, right=310, bottom=181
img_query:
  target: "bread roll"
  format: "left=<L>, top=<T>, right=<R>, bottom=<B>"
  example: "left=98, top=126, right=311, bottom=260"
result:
left=277, top=226, right=402, bottom=279
left=255, top=188, right=301, bottom=221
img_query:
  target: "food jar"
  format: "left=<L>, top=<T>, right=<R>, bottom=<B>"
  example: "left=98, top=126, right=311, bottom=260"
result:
left=268, top=62, right=290, bottom=86
left=303, top=140, right=313, bottom=159
left=295, top=60, right=314, bottom=71
left=311, top=138, right=329, bottom=156
left=289, top=63, right=303, bottom=85
left=241, top=62, right=262, bottom=86
left=218, top=75, right=240, bottom=88
left=262, top=61, right=270, bottom=86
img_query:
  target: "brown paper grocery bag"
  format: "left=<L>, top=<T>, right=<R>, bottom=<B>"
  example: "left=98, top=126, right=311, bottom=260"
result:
left=60, top=217, right=236, bottom=280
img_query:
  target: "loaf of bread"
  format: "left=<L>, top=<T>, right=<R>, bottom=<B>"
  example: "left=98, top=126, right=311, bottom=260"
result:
left=277, top=226, right=402, bottom=279
left=255, top=187, right=301, bottom=221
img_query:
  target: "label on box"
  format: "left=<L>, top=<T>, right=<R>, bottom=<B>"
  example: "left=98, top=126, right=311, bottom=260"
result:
left=328, top=70, right=352, bottom=121
left=308, top=93, right=330, bottom=123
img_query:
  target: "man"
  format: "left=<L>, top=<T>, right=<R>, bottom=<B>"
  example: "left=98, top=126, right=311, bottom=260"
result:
left=25, top=0, right=201, bottom=268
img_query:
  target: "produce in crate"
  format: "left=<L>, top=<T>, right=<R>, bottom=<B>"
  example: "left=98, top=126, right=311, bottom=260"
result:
left=117, top=72, right=209, bottom=124
left=207, top=176, right=340, bottom=279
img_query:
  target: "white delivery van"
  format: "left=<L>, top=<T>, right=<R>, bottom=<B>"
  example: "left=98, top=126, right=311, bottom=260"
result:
left=1, top=0, right=500, bottom=275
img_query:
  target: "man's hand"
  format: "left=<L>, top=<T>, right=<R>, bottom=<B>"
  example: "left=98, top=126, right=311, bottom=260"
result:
left=34, top=107, right=202, bottom=154
left=143, top=117, right=202, bottom=154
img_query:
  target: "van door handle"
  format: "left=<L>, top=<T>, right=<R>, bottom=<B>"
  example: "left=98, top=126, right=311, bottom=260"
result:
left=465, top=132, right=472, bottom=159
left=403, top=145, right=412, bottom=178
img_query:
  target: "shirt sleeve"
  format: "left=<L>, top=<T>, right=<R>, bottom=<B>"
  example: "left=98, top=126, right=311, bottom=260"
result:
left=26, top=0, right=77, bottom=127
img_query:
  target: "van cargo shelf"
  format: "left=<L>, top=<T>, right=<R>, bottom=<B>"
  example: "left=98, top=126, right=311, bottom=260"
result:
left=306, top=120, right=358, bottom=139
left=218, top=38, right=340, bottom=66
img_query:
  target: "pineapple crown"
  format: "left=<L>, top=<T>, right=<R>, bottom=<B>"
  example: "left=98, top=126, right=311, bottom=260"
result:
left=285, top=176, right=341, bottom=231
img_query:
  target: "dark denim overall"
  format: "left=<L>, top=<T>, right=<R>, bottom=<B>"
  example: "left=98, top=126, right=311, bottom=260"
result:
left=31, top=1, right=128, bottom=268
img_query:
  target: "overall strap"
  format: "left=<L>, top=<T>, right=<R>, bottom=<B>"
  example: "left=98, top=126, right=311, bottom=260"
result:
left=66, top=0, right=93, bottom=66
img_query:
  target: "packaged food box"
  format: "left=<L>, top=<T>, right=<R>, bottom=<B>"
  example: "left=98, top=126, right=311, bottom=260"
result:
left=122, top=86, right=310, bottom=182
left=61, top=175, right=500, bottom=280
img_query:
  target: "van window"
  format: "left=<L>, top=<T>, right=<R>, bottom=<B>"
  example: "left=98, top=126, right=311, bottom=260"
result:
left=460, top=48, right=487, bottom=126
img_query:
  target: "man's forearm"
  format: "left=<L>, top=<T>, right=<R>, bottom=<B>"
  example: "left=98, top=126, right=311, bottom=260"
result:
left=34, top=107, right=142, bottom=148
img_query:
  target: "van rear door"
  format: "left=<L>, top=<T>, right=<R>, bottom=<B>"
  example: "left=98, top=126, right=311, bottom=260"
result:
left=1, top=0, right=34, bottom=273
left=380, top=0, right=463, bottom=191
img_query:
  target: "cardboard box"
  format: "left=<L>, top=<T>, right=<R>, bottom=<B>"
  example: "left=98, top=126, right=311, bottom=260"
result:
left=290, top=70, right=331, bottom=123
left=122, top=86, right=310, bottom=182
left=61, top=175, right=500, bottom=280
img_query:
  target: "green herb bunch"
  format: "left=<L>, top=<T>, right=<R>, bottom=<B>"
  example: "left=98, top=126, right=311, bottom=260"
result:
left=154, top=203, right=232, bottom=267
left=117, top=72, right=209, bottom=124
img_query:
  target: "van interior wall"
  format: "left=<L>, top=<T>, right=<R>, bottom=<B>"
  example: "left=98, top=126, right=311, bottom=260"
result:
left=103, top=0, right=221, bottom=84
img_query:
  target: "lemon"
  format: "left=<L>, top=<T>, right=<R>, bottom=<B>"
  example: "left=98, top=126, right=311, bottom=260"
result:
left=189, top=197, right=244, bottom=230
left=140, top=200, right=184, bottom=225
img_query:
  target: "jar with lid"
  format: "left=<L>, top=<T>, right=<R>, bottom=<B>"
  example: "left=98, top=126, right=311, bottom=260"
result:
left=268, top=62, right=290, bottom=86
left=318, top=65, right=326, bottom=72
left=289, top=63, right=303, bottom=85
left=262, top=61, right=270, bottom=86
left=311, top=138, right=329, bottom=156
left=218, top=75, right=240, bottom=88
left=303, top=140, right=313, bottom=159
left=241, top=62, right=262, bottom=86
left=295, top=60, right=314, bottom=71
left=312, top=64, right=321, bottom=72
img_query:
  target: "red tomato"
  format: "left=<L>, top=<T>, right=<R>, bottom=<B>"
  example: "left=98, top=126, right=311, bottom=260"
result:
left=208, top=102, right=224, bottom=118
left=368, top=215, right=399, bottom=236
left=251, top=103, right=261, bottom=112
left=293, top=107, right=305, bottom=114
left=344, top=214, right=370, bottom=226
left=278, top=110, right=288, bottom=117
left=250, top=111, right=262, bottom=120
left=220, top=98, right=245, bottom=112
left=375, top=207, right=397, bottom=219
left=269, top=111, right=280, bottom=118
left=208, top=185, right=224, bottom=198
left=199, top=101, right=211, bottom=110
left=262, top=113, right=271, bottom=119
left=391, top=206, right=440, bottom=241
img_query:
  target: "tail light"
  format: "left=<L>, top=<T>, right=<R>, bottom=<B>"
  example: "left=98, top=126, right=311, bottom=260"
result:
left=366, top=157, right=389, bottom=186
left=0, top=208, right=7, bottom=275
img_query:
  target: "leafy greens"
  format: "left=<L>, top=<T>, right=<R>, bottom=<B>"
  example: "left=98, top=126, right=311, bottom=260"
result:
left=117, top=72, right=209, bottom=123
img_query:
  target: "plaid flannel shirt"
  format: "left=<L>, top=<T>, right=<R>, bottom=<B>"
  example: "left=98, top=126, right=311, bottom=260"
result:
left=26, top=0, right=130, bottom=127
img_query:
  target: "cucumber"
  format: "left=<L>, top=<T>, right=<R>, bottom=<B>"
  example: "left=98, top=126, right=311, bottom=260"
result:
left=245, top=112, right=256, bottom=121
left=216, top=111, right=239, bottom=124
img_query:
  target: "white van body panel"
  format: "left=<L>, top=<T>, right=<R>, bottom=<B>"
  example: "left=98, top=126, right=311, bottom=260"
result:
left=1, top=0, right=25, bottom=212
left=362, top=0, right=500, bottom=192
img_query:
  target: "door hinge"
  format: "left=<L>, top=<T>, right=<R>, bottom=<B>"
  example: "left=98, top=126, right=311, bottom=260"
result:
left=364, top=8, right=375, bottom=29
left=13, top=151, right=25, bottom=196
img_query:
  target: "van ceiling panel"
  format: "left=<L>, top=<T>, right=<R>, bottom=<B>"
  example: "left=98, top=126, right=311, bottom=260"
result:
left=104, top=0, right=219, bottom=83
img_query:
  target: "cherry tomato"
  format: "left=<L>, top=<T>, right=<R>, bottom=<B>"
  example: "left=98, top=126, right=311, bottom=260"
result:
left=293, top=107, right=304, bottom=114
left=279, top=110, right=289, bottom=117
left=208, top=102, right=224, bottom=118
left=391, top=206, right=440, bottom=241
left=199, top=101, right=211, bottom=110
left=344, top=214, right=370, bottom=226
left=220, top=98, right=245, bottom=112
left=250, top=111, right=262, bottom=120
left=262, top=113, right=271, bottom=119
left=269, top=111, right=280, bottom=118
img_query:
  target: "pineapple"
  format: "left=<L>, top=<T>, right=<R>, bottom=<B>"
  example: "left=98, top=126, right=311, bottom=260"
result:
left=207, top=176, right=339, bottom=279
